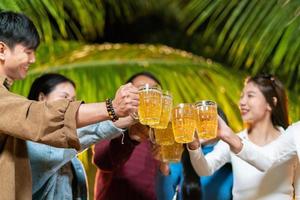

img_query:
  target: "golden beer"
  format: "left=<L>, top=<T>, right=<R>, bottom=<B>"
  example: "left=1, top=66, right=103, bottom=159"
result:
left=160, top=142, right=183, bottom=162
left=172, top=103, right=197, bottom=143
left=151, top=92, right=173, bottom=129
left=153, top=122, right=175, bottom=145
left=195, top=100, right=218, bottom=139
left=138, top=85, right=162, bottom=126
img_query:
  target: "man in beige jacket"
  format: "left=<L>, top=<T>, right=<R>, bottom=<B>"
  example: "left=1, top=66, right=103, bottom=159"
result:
left=0, top=11, right=139, bottom=200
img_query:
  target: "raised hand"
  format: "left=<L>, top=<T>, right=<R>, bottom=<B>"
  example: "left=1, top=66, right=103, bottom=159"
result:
left=187, top=131, right=200, bottom=150
left=217, top=115, right=243, bottom=153
left=112, top=83, right=139, bottom=118
left=114, top=115, right=139, bottom=129
left=217, top=115, right=234, bottom=140
left=128, top=123, right=150, bottom=142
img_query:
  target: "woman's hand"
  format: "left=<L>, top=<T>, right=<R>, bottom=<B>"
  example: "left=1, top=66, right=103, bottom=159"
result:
left=113, top=115, right=138, bottom=129
left=128, top=123, right=149, bottom=142
left=217, top=115, right=234, bottom=140
left=217, top=116, right=243, bottom=153
left=187, top=132, right=201, bottom=150
left=151, top=144, right=170, bottom=176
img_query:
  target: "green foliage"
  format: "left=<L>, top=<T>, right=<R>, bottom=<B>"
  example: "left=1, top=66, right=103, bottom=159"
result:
left=2, top=0, right=300, bottom=91
left=181, top=0, right=300, bottom=90
left=0, top=0, right=105, bottom=42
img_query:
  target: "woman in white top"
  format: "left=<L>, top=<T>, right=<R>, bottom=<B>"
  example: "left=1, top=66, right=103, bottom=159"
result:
left=218, top=118, right=300, bottom=173
left=188, top=74, right=300, bottom=200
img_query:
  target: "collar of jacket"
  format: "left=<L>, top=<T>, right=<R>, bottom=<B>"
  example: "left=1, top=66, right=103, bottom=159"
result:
left=0, top=76, right=13, bottom=90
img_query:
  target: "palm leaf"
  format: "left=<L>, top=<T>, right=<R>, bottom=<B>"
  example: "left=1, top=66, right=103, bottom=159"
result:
left=0, top=0, right=105, bottom=42
left=181, top=0, right=300, bottom=90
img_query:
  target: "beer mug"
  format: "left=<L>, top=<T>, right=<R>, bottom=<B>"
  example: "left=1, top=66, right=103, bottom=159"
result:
left=160, top=142, right=183, bottom=162
left=195, top=100, right=218, bottom=139
left=150, top=122, right=175, bottom=145
left=172, top=103, right=197, bottom=143
left=150, top=91, right=173, bottom=129
left=138, top=84, right=162, bottom=126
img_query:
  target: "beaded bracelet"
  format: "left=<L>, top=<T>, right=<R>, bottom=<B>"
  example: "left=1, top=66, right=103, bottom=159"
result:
left=105, top=98, right=119, bottom=122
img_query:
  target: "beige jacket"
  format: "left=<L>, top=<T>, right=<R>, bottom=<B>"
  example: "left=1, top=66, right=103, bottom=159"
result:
left=0, top=76, right=81, bottom=200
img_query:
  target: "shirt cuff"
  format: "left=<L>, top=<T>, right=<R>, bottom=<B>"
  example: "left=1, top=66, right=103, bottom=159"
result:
left=77, top=120, right=125, bottom=150
left=93, top=120, right=125, bottom=140
left=187, top=145, right=204, bottom=158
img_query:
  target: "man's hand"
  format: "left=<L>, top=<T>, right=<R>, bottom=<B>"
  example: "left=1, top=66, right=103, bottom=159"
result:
left=112, top=83, right=139, bottom=118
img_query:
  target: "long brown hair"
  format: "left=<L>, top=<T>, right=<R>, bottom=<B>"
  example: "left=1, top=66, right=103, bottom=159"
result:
left=245, top=73, right=289, bottom=129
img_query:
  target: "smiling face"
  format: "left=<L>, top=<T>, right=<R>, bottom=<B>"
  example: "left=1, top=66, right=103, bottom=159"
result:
left=239, top=81, right=272, bottom=125
left=40, top=82, right=76, bottom=102
left=0, top=43, right=36, bottom=81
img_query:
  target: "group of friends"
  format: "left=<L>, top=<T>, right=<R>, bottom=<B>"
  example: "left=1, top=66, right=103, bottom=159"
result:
left=0, top=11, right=300, bottom=200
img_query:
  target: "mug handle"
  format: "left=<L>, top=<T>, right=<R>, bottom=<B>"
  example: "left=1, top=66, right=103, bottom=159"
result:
left=149, top=128, right=156, bottom=144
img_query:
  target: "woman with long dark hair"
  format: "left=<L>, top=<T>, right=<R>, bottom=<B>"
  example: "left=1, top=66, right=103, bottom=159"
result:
left=188, top=74, right=300, bottom=200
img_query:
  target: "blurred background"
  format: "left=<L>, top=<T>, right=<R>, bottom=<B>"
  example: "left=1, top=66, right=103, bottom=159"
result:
left=1, top=0, right=300, bottom=198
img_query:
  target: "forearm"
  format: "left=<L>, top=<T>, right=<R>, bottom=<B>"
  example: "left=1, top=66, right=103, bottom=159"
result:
left=188, top=140, right=231, bottom=176
left=221, top=133, right=243, bottom=154
left=220, top=130, right=275, bottom=171
left=76, top=103, right=110, bottom=128
left=77, top=120, right=124, bottom=150
left=113, top=116, right=137, bottom=129
left=236, top=125, right=298, bottom=172
left=188, top=147, right=214, bottom=176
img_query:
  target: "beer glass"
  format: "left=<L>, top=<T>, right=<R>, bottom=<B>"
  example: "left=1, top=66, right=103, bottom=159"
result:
left=151, top=91, right=173, bottom=129
left=172, top=103, right=197, bottom=143
left=138, top=84, right=162, bottom=126
left=160, top=142, right=183, bottom=162
left=195, top=100, right=218, bottom=139
left=151, top=122, right=175, bottom=145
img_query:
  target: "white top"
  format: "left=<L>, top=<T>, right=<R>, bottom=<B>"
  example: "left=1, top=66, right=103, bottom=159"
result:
left=189, top=128, right=300, bottom=200
left=237, top=122, right=300, bottom=171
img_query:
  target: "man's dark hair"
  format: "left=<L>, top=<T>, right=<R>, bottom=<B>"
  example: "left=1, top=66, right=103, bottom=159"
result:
left=0, top=11, right=40, bottom=50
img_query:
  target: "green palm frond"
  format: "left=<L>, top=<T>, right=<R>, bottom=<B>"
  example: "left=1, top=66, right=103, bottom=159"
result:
left=104, top=0, right=180, bottom=22
left=181, top=0, right=300, bottom=90
left=0, top=0, right=105, bottom=42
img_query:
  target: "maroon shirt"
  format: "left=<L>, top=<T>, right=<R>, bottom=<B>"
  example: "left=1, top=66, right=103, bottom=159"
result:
left=93, top=132, right=159, bottom=200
